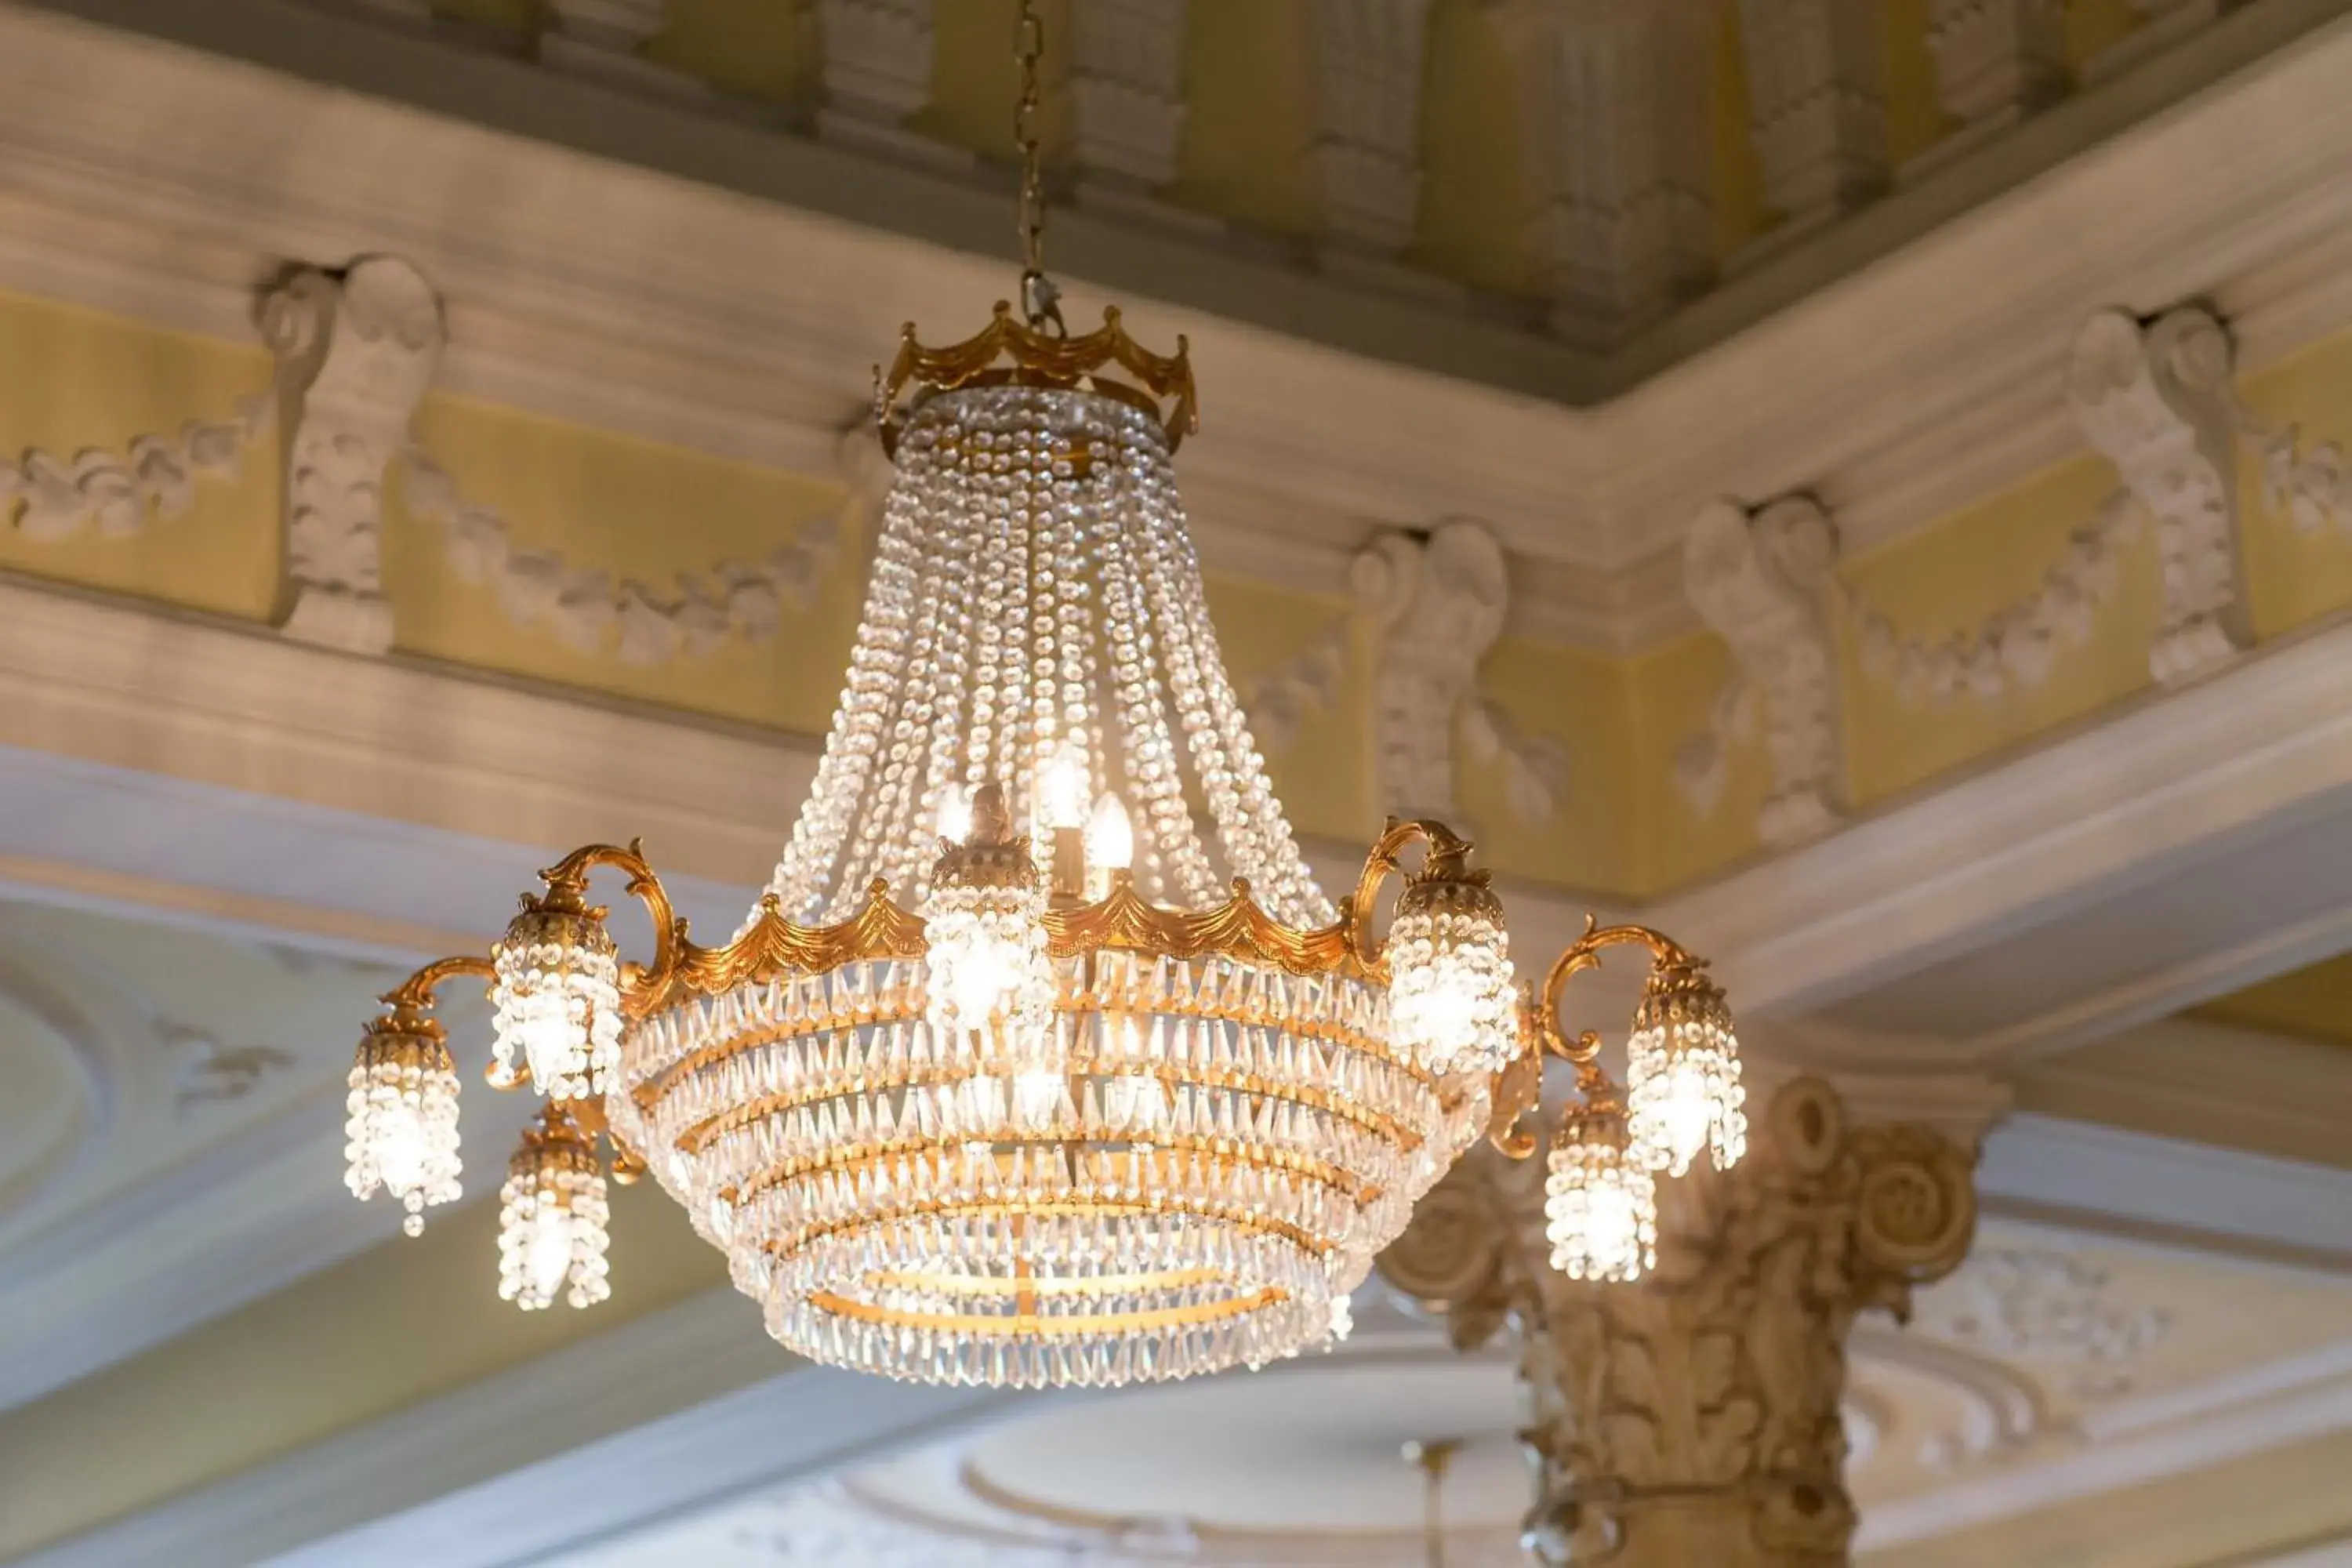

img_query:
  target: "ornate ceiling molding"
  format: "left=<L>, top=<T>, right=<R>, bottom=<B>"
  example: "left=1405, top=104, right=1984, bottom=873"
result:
left=1, top=4, right=2351, bottom=660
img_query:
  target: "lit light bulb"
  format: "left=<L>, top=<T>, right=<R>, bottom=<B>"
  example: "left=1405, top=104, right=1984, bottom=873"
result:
left=1038, top=750, right=1089, bottom=832
left=492, top=905, right=622, bottom=1101
left=372, top=1103, right=430, bottom=1195
left=1624, top=967, right=1746, bottom=1177
left=1386, top=903, right=1515, bottom=1077
left=525, top=1207, right=576, bottom=1301
left=936, top=784, right=974, bottom=844
left=499, top=1111, right=611, bottom=1312
left=346, top=1018, right=463, bottom=1238
left=1086, top=793, right=1134, bottom=872
left=1544, top=1109, right=1658, bottom=1283
left=1011, top=1069, right=1064, bottom=1131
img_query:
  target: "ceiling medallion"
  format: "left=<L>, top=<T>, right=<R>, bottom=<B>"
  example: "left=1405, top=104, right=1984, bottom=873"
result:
left=341, top=2, right=1745, bottom=1389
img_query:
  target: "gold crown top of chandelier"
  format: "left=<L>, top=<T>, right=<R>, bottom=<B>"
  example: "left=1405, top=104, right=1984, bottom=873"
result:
left=337, top=0, right=1744, bottom=1396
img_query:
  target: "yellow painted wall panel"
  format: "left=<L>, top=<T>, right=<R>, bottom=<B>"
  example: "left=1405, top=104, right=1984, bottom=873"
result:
left=1200, top=578, right=1372, bottom=845
left=1882, top=0, right=1951, bottom=168
left=1841, top=454, right=2159, bottom=806
left=1415, top=0, right=1532, bottom=296
left=1712, top=0, right=1772, bottom=258
left=0, top=291, right=281, bottom=622
left=1170, top=0, right=1319, bottom=235
left=1628, top=630, right=1764, bottom=895
left=2238, top=333, right=2352, bottom=641
left=2066, top=0, right=2147, bottom=66
left=1471, top=636, right=1642, bottom=895
left=645, top=0, right=814, bottom=103
left=383, top=394, right=862, bottom=735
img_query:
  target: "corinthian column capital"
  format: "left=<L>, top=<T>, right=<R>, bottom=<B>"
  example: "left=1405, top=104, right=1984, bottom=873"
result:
left=1379, top=1076, right=1978, bottom=1568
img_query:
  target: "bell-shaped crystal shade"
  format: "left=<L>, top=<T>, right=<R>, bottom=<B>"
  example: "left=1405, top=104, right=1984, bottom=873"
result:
left=1544, top=1109, right=1658, bottom=1283
left=345, top=1018, right=463, bottom=1237
left=492, top=905, right=623, bottom=1101
left=498, top=1107, right=611, bottom=1312
left=1386, top=898, right=1516, bottom=1079
left=1625, top=965, right=1747, bottom=1178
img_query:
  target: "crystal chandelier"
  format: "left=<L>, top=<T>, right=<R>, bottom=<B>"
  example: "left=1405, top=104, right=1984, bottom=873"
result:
left=341, top=1, right=1742, bottom=1386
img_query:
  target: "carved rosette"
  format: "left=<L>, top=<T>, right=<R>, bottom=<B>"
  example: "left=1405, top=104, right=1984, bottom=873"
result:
left=2067, top=306, right=2249, bottom=686
left=266, top=256, right=445, bottom=656
left=1680, top=495, right=1846, bottom=848
left=1378, top=1077, right=1977, bottom=1568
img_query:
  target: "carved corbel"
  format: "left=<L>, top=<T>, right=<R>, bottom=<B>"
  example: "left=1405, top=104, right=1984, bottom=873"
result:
left=1494, top=0, right=1716, bottom=342
left=1308, top=0, right=1433, bottom=257
left=1065, top=0, right=1190, bottom=198
left=262, top=256, right=445, bottom=657
left=1352, top=519, right=1563, bottom=826
left=1677, top=495, right=1846, bottom=848
left=1735, top=0, right=1889, bottom=232
left=1923, top=0, right=2066, bottom=158
left=542, top=1, right=709, bottom=98
left=1379, top=1076, right=1979, bottom=1568
left=815, top=0, right=949, bottom=164
left=2066, top=305, right=2249, bottom=686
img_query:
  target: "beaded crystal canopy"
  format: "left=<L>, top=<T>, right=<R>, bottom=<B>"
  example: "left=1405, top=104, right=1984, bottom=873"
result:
left=597, top=307, right=1504, bottom=1387
left=339, top=0, right=1744, bottom=1396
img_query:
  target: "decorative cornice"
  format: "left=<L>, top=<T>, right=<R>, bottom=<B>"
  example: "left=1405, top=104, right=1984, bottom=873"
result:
left=1735, top=0, right=1889, bottom=235
left=0, top=3, right=2348, bottom=659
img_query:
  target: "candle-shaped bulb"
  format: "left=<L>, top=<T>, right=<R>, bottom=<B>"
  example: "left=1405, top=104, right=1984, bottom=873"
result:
left=1039, top=750, right=1089, bottom=832
left=1087, top=793, right=1134, bottom=870
left=936, top=784, right=973, bottom=844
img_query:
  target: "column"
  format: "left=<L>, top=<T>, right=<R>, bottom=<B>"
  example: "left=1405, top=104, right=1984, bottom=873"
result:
left=1378, top=1076, right=1979, bottom=1568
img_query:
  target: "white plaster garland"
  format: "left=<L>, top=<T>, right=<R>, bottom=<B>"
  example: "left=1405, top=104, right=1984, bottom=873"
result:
left=2259, top=422, right=2352, bottom=539
left=401, top=427, right=869, bottom=666
left=1239, top=617, right=1349, bottom=757
left=1849, top=497, right=2142, bottom=707
left=1675, top=494, right=1846, bottom=848
left=1353, top=520, right=1564, bottom=826
left=1, top=397, right=270, bottom=544
left=266, top=256, right=447, bottom=656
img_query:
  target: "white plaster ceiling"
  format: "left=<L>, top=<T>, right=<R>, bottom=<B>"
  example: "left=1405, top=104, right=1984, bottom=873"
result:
left=553, top=1221, right=2352, bottom=1568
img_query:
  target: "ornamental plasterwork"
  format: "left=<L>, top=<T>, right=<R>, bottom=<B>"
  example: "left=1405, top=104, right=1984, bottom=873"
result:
left=1849, top=497, right=2141, bottom=707
left=1735, top=0, right=1889, bottom=230
left=405, top=427, right=867, bottom=667
left=1, top=373, right=271, bottom=545
left=1378, top=1077, right=1979, bottom=1568
left=1353, top=520, right=1565, bottom=826
left=1910, top=1246, right=2171, bottom=1402
left=1308, top=0, right=1432, bottom=256
left=265, top=256, right=446, bottom=656
left=1238, top=617, right=1349, bottom=757
left=816, top=0, right=942, bottom=160
left=1065, top=0, right=1191, bottom=195
left=1495, top=0, right=1716, bottom=339
left=1675, top=495, right=1846, bottom=848
left=1923, top=0, right=2067, bottom=157
left=2066, top=304, right=2251, bottom=686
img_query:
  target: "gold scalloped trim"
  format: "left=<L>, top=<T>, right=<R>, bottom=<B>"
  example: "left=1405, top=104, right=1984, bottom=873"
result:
left=875, top=303, right=1199, bottom=456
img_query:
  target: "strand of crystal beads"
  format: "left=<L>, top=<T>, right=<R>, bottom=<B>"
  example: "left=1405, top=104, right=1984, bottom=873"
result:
left=614, top=939, right=1486, bottom=1385
left=754, top=387, right=1328, bottom=925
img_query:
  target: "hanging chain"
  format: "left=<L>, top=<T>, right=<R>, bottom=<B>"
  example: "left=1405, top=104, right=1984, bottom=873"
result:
left=1013, top=0, right=1064, bottom=334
